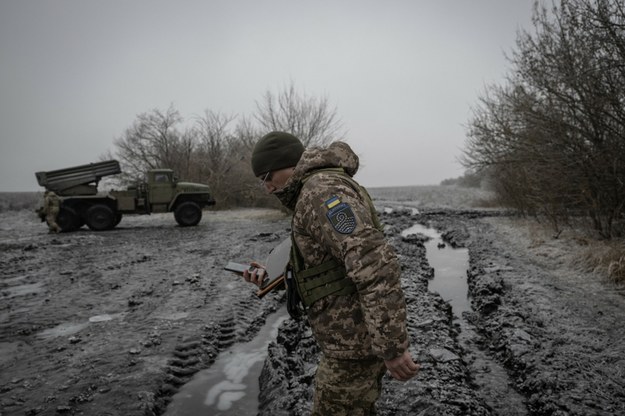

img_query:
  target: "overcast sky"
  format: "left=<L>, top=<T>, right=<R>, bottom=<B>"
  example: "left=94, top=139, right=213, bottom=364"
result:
left=0, top=0, right=534, bottom=192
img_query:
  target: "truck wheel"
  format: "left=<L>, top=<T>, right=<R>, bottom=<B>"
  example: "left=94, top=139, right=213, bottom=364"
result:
left=174, top=201, right=202, bottom=226
left=114, top=213, right=123, bottom=226
left=86, top=204, right=115, bottom=231
left=57, top=206, right=80, bottom=232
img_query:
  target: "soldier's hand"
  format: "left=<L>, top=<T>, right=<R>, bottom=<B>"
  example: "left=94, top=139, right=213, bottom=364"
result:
left=243, top=261, right=267, bottom=288
left=384, top=350, right=419, bottom=382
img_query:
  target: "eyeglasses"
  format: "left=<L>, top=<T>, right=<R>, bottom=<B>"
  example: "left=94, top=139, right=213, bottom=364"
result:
left=259, top=171, right=273, bottom=188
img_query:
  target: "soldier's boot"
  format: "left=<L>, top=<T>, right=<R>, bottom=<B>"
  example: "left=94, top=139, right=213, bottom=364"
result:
left=49, top=223, right=62, bottom=234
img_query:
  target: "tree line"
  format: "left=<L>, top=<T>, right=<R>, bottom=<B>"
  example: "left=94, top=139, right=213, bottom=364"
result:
left=104, top=83, right=345, bottom=209
left=462, top=0, right=625, bottom=238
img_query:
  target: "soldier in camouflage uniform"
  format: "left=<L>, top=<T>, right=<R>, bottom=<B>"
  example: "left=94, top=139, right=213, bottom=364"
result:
left=43, top=190, right=62, bottom=233
left=245, top=131, right=419, bottom=415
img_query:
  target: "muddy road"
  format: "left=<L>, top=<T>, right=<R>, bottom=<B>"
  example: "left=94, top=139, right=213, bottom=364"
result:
left=1, top=203, right=624, bottom=415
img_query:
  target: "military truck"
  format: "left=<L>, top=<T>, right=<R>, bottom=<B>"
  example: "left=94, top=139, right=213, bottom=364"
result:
left=35, top=160, right=216, bottom=232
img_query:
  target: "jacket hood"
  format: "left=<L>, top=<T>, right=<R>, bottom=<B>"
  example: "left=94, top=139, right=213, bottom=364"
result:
left=273, top=141, right=359, bottom=210
left=295, top=141, right=359, bottom=179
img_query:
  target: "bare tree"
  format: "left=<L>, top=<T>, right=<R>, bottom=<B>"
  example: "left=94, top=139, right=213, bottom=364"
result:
left=189, top=110, right=255, bottom=206
left=113, top=105, right=192, bottom=184
left=254, top=82, right=345, bottom=147
left=191, top=110, right=236, bottom=180
left=107, top=85, right=347, bottom=209
left=463, top=0, right=625, bottom=237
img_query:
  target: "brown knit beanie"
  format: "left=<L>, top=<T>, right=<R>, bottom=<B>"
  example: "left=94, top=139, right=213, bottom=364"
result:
left=251, top=131, right=305, bottom=177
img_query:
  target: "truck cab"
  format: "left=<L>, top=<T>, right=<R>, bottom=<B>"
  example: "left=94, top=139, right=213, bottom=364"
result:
left=148, top=169, right=176, bottom=212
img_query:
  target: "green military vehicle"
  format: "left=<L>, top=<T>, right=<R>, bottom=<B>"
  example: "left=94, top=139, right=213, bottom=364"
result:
left=35, top=160, right=216, bottom=232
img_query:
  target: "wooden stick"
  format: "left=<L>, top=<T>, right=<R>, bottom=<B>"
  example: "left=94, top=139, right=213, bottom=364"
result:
left=255, top=275, right=285, bottom=298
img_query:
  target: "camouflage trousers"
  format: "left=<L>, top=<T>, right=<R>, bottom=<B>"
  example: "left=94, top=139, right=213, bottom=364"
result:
left=46, top=212, right=61, bottom=233
left=312, top=355, right=386, bottom=416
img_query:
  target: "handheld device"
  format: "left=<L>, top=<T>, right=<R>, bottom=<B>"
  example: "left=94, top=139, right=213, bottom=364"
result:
left=224, top=262, right=256, bottom=275
left=224, top=237, right=291, bottom=298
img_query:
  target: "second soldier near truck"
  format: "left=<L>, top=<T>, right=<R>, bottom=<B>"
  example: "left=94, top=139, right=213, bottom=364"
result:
left=43, top=190, right=62, bottom=233
left=243, top=131, right=419, bottom=415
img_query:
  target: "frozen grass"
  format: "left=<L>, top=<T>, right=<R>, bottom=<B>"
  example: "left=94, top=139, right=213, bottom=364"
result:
left=492, top=216, right=625, bottom=287
left=523, top=217, right=625, bottom=285
left=368, top=184, right=497, bottom=210
left=576, top=240, right=625, bottom=285
left=0, top=192, right=41, bottom=212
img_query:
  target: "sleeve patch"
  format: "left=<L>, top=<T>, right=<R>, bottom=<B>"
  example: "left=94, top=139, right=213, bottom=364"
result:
left=324, top=196, right=341, bottom=209
left=326, top=202, right=357, bottom=234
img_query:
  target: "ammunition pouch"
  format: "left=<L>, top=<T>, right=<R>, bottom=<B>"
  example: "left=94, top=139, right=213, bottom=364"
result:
left=288, top=236, right=356, bottom=315
left=295, top=258, right=356, bottom=307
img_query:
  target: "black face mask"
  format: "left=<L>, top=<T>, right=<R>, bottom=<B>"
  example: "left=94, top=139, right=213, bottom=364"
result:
left=273, top=179, right=302, bottom=211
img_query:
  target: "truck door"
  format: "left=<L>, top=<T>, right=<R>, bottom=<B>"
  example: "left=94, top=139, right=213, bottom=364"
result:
left=149, top=172, right=175, bottom=211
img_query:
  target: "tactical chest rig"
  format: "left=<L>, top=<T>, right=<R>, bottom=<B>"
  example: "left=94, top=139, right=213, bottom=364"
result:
left=286, top=168, right=383, bottom=318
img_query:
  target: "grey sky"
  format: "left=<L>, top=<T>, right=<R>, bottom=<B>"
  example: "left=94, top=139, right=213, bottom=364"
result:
left=0, top=0, right=534, bottom=191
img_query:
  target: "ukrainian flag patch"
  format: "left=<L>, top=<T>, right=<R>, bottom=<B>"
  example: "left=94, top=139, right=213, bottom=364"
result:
left=325, top=196, right=341, bottom=209
left=325, top=196, right=357, bottom=234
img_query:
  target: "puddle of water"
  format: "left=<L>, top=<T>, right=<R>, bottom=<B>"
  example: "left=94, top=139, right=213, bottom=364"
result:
left=36, top=313, right=124, bottom=338
left=89, top=314, right=114, bottom=323
left=4, top=282, right=44, bottom=299
left=37, top=321, right=89, bottom=339
left=164, top=309, right=289, bottom=415
left=0, top=307, right=29, bottom=324
left=402, top=223, right=470, bottom=316
left=88, top=312, right=125, bottom=322
left=3, top=275, right=28, bottom=285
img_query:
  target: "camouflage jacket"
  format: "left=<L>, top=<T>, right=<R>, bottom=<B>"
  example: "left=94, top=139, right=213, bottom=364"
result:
left=44, top=192, right=60, bottom=214
left=275, top=142, right=409, bottom=360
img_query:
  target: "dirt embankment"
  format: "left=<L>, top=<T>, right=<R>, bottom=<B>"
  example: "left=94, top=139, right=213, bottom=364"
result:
left=1, top=205, right=625, bottom=415
left=464, top=215, right=625, bottom=415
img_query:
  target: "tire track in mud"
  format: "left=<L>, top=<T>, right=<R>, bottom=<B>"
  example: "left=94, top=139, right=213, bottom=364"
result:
left=0, top=235, right=105, bottom=337
left=414, top=210, right=530, bottom=415
left=155, top=294, right=285, bottom=407
left=150, top=228, right=290, bottom=413
left=0, top=210, right=293, bottom=415
left=378, top=211, right=492, bottom=416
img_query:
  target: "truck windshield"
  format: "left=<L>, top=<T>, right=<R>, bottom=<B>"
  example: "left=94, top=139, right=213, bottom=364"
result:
left=154, top=173, right=170, bottom=183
